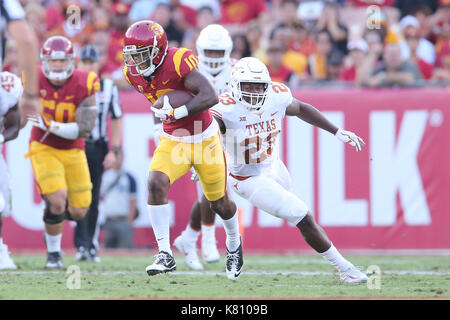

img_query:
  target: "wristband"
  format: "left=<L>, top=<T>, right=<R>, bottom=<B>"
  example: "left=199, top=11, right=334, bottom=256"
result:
left=173, top=105, right=189, bottom=120
left=0, top=134, right=4, bottom=144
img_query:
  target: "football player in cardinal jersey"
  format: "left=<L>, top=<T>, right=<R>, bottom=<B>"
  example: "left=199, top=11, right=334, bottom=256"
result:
left=0, top=71, right=23, bottom=269
left=25, top=36, right=99, bottom=269
left=172, top=24, right=235, bottom=270
left=122, top=20, right=243, bottom=280
left=211, top=57, right=369, bottom=283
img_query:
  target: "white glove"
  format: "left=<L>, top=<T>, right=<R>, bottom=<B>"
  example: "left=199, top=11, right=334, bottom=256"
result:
left=27, top=114, right=49, bottom=131
left=190, top=167, right=199, bottom=182
left=151, top=95, right=176, bottom=122
left=335, top=128, right=365, bottom=152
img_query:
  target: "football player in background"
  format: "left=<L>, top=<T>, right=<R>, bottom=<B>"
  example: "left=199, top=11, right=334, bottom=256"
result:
left=122, top=20, right=243, bottom=280
left=211, top=57, right=368, bottom=283
left=0, top=71, right=23, bottom=269
left=1, top=0, right=40, bottom=118
left=25, top=36, right=99, bottom=269
left=0, top=0, right=39, bottom=269
left=172, top=24, right=235, bottom=270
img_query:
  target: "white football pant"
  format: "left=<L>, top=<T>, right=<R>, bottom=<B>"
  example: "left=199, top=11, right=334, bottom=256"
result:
left=0, top=154, right=11, bottom=217
left=229, top=159, right=308, bottom=225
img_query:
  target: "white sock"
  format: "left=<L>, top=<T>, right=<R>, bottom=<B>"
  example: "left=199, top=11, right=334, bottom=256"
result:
left=148, top=204, right=172, bottom=256
left=182, top=224, right=200, bottom=245
left=201, top=223, right=216, bottom=244
left=222, top=212, right=240, bottom=252
left=320, top=243, right=353, bottom=272
left=44, top=232, right=62, bottom=253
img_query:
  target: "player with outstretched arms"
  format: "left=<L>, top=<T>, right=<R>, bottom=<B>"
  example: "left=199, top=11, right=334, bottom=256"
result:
left=122, top=20, right=243, bottom=280
left=211, top=57, right=368, bottom=283
left=25, top=36, right=99, bottom=269
left=172, top=24, right=235, bottom=270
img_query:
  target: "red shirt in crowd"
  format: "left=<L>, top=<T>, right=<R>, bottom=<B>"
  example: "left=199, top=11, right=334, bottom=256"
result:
left=339, top=66, right=356, bottom=82
left=267, top=65, right=294, bottom=83
left=416, top=59, right=433, bottom=79
left=220, top=0, right=267, bottom=25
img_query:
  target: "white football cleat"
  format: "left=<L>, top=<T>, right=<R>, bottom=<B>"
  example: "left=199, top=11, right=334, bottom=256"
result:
left=201, top=239, right=220, bottom=263
left=340, top=266, right=368, bottom=283
left=225, top=238, right=243, bottom=281
left=173, top=235, right=204, bottom=270
left=0, top=244, right=17, bottom=270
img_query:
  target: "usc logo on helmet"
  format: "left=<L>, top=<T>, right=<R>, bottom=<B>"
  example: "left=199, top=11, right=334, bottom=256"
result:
left=150, top=24, right=163, bottom=39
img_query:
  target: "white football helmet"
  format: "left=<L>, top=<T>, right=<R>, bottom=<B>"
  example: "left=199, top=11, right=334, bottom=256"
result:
left=196, top=24, right=232, bottom=75
left=230, top=57, right=271, bottom=110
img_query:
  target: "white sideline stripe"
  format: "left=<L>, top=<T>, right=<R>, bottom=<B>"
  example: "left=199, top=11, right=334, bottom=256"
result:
left=2, top=270, right=450, bottom=276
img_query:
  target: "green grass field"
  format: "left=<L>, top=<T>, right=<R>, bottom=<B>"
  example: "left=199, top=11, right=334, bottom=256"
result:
left=1, top=252, right=449, bottom=299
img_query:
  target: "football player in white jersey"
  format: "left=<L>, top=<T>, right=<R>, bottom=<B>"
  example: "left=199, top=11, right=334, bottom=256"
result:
left=0, top=71, right=23, bottom=269
left=210, top=57, right=368, bottom=283
left=172, top=24, right=235, bottom=270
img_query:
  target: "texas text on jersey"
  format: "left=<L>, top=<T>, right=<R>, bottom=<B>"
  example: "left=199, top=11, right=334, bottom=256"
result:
left=123, top=47, right=214, bottom=139
left=30, top=68, right=100, bottom=149
left=211, top=81, right=292, bottom=177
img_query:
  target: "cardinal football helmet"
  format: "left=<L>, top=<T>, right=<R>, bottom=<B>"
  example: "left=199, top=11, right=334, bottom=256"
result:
left=40, top=36, right=75, bottom=81
left=123, top=20, right=168, bottom=77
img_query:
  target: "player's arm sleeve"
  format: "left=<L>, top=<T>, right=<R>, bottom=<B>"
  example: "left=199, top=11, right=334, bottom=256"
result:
left=210, top=103, right=227, bottom=133
left=108, top=82, right=123, bottom=119
left=86, top=71, right=101, bottom=96
left=173, top=48, right=199, bottom=79
left=122, top=66, right=133, bottom=86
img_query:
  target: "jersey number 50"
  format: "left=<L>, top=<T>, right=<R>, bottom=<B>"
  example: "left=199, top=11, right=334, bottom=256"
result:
left=40, top=98, right=76, bottom=123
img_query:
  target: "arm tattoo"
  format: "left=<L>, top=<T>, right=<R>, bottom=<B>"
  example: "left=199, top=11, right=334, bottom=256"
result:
left=75, top=94, right=97, bottom=138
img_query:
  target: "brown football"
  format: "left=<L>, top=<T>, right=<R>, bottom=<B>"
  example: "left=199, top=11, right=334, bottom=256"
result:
left=152, top=90, right=194, bottom=110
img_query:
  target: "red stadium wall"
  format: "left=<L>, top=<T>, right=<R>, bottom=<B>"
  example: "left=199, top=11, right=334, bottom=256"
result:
left=2, top=88, right=450, bottom=251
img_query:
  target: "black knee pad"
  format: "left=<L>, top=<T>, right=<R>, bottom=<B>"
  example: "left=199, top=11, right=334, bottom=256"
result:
left=43, top=201, right=65, bottom=225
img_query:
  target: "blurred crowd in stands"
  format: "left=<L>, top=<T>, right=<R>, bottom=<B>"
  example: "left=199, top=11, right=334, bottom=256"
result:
left=3, top=0, right=449, bottom=88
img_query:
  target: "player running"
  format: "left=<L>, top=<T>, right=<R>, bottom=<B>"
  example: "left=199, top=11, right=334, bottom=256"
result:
left=0, top=0, right=39, bottom=270
left=211, top=57, right=368, bottom=283
left=0, top=71, right=22, bottom=269
left=173, top=24, right=234, bottom=270
left=122, top=20, right=243, bottom=280
left=26, top=36, right=99, bottom=269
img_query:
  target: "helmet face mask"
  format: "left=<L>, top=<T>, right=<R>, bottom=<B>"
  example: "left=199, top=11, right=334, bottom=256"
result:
left=196, top=24, right=232, bottom=75
left=239, top=82, right=269, bottom=107
left=40, top=36, right=75, bottom=82
left=123, top=44, right=159, bottom=76
left=230, top=57, right=271, bottom=111
left=200, top=49, right=226, bottom=73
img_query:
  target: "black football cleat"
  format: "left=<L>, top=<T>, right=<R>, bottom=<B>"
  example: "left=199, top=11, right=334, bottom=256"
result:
left=45, top=251, right=63, bottom=269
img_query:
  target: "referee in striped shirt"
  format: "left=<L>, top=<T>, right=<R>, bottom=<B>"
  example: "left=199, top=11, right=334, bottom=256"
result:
left=74, top=44, right=123, bottom=261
